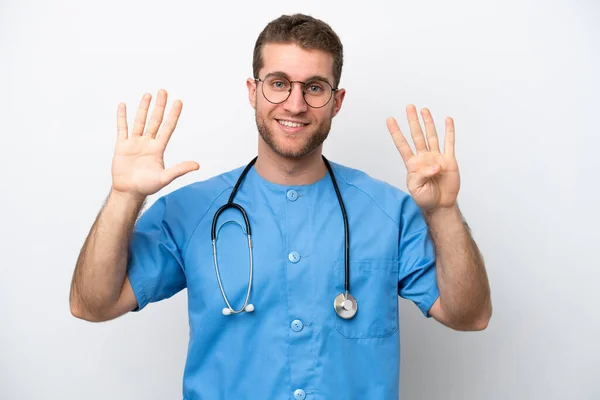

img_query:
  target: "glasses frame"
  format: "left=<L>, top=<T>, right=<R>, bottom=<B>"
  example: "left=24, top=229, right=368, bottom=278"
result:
left=254, top=76, right=338, bottom=109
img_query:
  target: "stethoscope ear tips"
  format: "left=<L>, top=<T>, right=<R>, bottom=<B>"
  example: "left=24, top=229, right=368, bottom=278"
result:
left=245, top=304, right=254, bottom=312
left=222, top=308, right=232, bottom=316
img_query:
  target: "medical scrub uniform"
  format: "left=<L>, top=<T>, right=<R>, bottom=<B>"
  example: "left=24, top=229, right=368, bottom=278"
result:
left=127, top=160, right=439, bottom=400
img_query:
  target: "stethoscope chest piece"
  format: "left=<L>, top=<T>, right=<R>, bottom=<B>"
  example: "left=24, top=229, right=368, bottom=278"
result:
left=334, top=292, right=357, bottom=319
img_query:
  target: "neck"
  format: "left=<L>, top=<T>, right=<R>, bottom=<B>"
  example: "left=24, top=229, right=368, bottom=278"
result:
left=255, top=139, right=327, bottom=185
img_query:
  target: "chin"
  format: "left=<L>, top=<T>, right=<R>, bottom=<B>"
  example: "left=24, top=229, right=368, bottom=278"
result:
left=268, top=139, right=313, bottom=159
left=271, top=126, right=322, bottom=158
left=255, top=111, right=331, bottom=159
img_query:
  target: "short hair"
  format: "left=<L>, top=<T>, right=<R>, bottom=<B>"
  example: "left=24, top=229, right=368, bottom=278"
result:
left=252, top=14, right=344, bottom=87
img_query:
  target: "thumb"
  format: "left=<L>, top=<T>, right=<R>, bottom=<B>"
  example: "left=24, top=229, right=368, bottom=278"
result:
left=424, top=163, right=442, bottom=178
left=161, top=161, right=200, bottom=185
left=410, top=164, right=441, bottom=187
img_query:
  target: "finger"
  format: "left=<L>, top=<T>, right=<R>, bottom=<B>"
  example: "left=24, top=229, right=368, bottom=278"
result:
left=406, top=104, right=428, bottom=153
left=420, top=108, right=440, bottom=153
left=444, top=117, right=455, bottom=158
left=145, top=89, right=168, bottom=138
left=117, top=103, right=128, bottom=141
left=161, top=161, right=200, bottom=185
left=422, top=163, right=442, bottom=178
left=157, top=99, right=183, bottom=144
left=386, top=117, right=414, bottom=164
left=409, top=164, right=442, bottom=187
left=131, top=93, right=152, bottom=137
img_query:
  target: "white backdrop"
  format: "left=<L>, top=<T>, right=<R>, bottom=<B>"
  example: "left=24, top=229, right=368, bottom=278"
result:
left=1, top=0, right=598, bottom=399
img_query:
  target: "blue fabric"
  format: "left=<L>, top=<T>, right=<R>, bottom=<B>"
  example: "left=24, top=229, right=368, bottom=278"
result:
left=127, top=160, right=439, bottom=400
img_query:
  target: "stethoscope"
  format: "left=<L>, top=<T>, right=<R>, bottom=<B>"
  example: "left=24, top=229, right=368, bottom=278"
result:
left=211, top=155, right=358, bottom=319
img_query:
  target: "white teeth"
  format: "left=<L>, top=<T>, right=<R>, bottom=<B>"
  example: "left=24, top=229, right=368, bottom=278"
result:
left=278, top=120, right=306, bottom=128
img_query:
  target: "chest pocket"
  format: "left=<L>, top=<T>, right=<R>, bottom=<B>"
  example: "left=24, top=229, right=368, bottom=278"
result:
left=333, top=260, right=399, bottom=339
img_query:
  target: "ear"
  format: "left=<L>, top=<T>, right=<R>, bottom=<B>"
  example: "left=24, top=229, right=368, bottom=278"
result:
left=246, top=78, right=257, bottom=109
left=331, top=88, right=346, bottom=118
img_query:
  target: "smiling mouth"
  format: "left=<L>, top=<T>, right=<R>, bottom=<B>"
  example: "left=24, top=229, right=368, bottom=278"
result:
left=277, top=119, right=308, bottom=128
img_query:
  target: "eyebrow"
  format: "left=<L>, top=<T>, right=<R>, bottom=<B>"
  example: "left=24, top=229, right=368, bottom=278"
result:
left=264, top=71, right=332, bottom=86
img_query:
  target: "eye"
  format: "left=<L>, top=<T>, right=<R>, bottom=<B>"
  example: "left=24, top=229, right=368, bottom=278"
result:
left=305, top=81, right=325, bottom=94
left=269, top=79, right=289, bottom=91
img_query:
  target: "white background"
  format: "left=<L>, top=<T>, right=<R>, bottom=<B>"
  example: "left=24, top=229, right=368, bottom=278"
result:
left=1, top=0, right=598, bottom=399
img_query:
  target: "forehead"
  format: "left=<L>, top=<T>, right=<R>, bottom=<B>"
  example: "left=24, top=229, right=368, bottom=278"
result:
left=259, top=43, right=334, bottom=82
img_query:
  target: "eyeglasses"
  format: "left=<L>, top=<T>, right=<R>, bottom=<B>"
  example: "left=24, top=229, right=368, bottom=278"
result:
left=255, top=75, right=338, bottom=108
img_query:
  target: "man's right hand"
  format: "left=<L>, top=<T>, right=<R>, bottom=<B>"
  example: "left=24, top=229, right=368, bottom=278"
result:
left=111, top=89, right=199, bottom=201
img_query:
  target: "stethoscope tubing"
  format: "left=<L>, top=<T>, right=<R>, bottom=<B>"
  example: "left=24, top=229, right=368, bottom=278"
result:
left=211, top=202, right=254, bottom=315
left=322, top=157, right=350, bottom=294
left=211, top=155, right=353, bottom=316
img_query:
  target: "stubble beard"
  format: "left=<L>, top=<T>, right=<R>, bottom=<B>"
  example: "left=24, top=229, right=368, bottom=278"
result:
left=255, top=104, right=333, bottom=160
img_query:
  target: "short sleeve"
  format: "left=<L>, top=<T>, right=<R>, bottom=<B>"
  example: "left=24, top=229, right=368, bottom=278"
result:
left=127, top=195, right=187, bottom=312
left=397, top=197, right=439, bottom=318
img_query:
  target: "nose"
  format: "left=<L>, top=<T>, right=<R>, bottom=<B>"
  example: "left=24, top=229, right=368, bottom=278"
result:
left=282, top=82, right=308, bottom=114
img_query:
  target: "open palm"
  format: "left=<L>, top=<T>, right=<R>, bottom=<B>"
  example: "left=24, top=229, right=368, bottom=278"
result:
left=112, top=90, right=199, bottom=199
left=387, top=105, right=460, bottom=212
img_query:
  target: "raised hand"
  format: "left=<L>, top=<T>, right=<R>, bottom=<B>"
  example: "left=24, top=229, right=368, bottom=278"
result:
left=111, top=89, right=199, bottom=200
left=387, top=105, right=460, bottom=212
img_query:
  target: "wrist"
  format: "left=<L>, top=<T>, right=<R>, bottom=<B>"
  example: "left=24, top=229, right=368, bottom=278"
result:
left=109, top=188, right=146, bottom=207
left=423, top=204, right=460, bottom=221
left=422, top=204, right=468, bottom=240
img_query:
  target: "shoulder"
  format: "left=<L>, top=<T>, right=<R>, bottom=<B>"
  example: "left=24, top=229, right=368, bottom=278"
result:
left=328, top=159, right=423, bottom=228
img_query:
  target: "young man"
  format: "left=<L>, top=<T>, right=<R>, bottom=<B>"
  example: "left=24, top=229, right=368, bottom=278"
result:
left=69, top=13, right=491, bottom=400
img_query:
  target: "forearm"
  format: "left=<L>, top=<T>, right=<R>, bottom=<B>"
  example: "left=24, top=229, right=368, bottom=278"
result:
left=70, top=189, right=145, bottom=316
left=424, top=205, right=491, bottom=328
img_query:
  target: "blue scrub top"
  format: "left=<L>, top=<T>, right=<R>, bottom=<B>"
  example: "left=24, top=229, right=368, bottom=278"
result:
left=127, top=160, right=439, bottom=400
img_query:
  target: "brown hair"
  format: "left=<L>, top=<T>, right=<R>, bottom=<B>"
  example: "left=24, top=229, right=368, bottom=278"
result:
left=252, top=14, right=344, bottom=87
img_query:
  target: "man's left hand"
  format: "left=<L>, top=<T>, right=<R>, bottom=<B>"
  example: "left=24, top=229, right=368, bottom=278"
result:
left=387, top=105, right=461, bottom=212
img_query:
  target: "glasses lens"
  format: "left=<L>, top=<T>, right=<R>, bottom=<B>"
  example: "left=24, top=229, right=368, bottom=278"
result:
left=302, top=79, right=332, bottom=108
left=262, top=76, right=292, bottom=104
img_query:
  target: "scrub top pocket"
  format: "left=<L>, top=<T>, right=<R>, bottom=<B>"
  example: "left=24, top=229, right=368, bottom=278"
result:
left=333, top=260, right=399, bottom=339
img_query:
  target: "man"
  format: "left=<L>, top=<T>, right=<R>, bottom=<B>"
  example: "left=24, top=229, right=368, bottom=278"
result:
left=69, top=13, right=491, bottom=400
